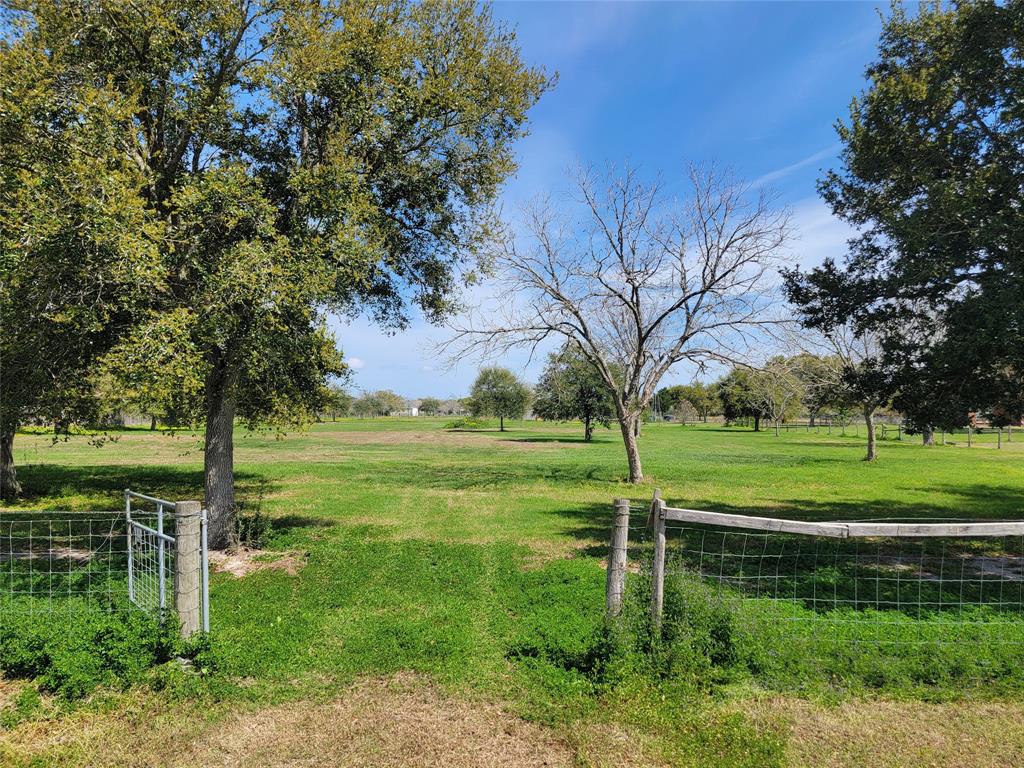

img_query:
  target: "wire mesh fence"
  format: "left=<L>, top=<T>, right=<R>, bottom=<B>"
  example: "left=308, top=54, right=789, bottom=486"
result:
left=613, top=496, right=1024, bottom=689
left=0, top=491, right=209, bottom=635
left=0, top=512, right=130, bottom=616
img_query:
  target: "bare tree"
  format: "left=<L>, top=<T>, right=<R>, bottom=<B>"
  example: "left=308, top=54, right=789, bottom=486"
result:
left=747, top=357, right=806, bottom=436
left=792, top=325, right=888, bottom=461
left=446, top=164, right=792, bottom=482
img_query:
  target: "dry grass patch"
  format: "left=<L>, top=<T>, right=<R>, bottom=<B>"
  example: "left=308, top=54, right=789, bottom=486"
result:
left=0, top=676, right=572, bottom=768
left=0, top=678, right=26, bottom=710
left=209, top=548, right=306, bottom=578
left=740, top=696, right=1024, bottom=768
left=172, top=674, right=571, bottom=768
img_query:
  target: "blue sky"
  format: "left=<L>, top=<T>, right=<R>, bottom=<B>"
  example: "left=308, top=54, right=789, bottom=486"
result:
left=332, top=1, right=886, bottom=399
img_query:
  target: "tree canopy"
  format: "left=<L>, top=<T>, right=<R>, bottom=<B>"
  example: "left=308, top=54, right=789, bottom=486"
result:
left=533, top=345, right=616, bottom=440
left=468, top=367, right=531, bottom=431
left=2, top=0, right=549, bottom=541
left=0, top=35, right=161, bottom=498
left=785, top=0, right=1024, bottom=446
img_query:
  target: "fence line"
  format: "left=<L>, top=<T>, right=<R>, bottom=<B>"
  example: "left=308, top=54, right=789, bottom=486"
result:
left=606, top=492, right=1024, bottom=667
left=0, top=491, right=210, bottom=637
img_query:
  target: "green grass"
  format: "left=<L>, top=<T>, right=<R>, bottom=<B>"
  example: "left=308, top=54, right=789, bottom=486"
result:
left=3, top=419, right=1024, bottom=765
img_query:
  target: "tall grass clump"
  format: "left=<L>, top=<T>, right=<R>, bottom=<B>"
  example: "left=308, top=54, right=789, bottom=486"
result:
left=622, top=572, right=1024, bottom=698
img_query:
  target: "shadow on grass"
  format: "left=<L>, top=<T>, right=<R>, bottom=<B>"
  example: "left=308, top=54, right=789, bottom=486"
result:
left=501, top=433, right=612, bottom=445
left=6, top=464, right=276, bottom=510
left=550, top=483, right=1024, bottom=560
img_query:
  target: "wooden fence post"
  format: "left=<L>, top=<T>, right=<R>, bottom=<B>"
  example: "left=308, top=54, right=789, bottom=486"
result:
left=649, top=493, right=667, bottom=629
left=605, top=499, right=631, bottom=617
left=175, top=500, right=202, bottom=638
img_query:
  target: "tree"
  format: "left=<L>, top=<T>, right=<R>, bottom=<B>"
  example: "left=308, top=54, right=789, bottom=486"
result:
left=323, top=386, right=353, bottom=420
left=671, top=399, right=700, bottom=425
left=351, top=394, right=376, bottom=419
left=448, top=164, right=791, bottom=481
left=7, top=1, right=548, bottom=542
left=665, top=383, right=720, bottom=422
left=468, top=367, right=531, bottom=431
left=351, top=390, right=403, bottom=417
left=532, top=345, right=616, bottom=440
left=781, top=298, right=893, bottom=461
left=717, top=370, right=759, bottom=430
left=419, top=398, right=442, bottom=416
left=787, top=1, right=1024, bottom=452
left=747, top=357, right=805, bottom=437
left=374, top=391, right=406, bottom=417
left=0, top=34, right=160, bottom=499
left=791, top=354, right=844, bottom=427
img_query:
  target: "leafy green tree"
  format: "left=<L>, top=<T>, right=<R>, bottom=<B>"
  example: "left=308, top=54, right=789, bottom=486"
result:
left=532, top=346, right=615, bottom=441
left=323, top=386, right=353, bottom=421
left=0, top=35, right=160, bottom=499
left=351, top=394, right=376, bottom=419
left=468, top=367, right=531, bottom=431
left=657, top=383, right=720, bottom=423
left=351, top=390, right=404, bottom=417
left=418, top=398, right=442, bottom=416
left=716, top=369, right=769, bottom=431
left=6, top=0, right=548, bottom=542
left=785, top=1, right=1023, bottom=446
left=374, top=391, right=406, bottom=416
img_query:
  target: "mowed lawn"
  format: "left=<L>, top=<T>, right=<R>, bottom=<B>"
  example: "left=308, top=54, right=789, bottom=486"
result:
left=3, top=419, right=1024, bottom=767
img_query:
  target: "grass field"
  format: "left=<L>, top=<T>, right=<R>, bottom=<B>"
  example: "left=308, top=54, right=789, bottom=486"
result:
left=2, top=419, right=1024, bottom=767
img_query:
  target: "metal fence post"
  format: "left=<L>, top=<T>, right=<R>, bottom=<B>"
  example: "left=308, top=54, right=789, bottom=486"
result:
left=200, top=508, right=209, bottom=633
left=157, top=501, right=166, bottom=613
left=605, top=499, right=631, bottom=617
left=125, top=491, right=135, bottom=603
left=174, top=500, right=202, bottom=638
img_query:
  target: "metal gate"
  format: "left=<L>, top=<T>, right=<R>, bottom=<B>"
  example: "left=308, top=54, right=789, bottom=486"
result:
left=125, top=490, right=209, bottom=632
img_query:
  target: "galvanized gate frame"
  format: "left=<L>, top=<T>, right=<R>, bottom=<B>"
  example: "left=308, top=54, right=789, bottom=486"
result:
left=124, top=490, right=209, bottom=632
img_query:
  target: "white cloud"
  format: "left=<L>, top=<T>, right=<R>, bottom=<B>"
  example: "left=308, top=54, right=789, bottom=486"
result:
left=347, top=356, right=364, bottom=370
left=751, top=144, right=841, bottom=188
left=784, top=196, right=857, bottom=269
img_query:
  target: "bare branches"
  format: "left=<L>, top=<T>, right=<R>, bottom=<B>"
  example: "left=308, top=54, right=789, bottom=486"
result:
left=444, top=163, right=792, bottom=481
left=447, top=163, right=793, bottom=413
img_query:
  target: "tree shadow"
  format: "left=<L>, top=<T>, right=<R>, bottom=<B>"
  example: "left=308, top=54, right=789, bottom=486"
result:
left=5, top=464, right=276, bottom=510
left=502, top=434, right=605, bottom=445
left=549, top=482, right=1024, bottom=562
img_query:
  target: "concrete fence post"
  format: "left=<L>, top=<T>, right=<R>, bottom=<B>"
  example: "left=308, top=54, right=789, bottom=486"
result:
left=175, top=500, right=202, bottom=639
left=605, top=499, right=631, bottom=617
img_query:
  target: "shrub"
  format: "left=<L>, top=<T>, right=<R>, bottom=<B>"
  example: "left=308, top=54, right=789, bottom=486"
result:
left=0, top=599, right=179, bottom=700
left=444, top=417, right=487, bottom=430
left=233, top=506, right=273, bottom=549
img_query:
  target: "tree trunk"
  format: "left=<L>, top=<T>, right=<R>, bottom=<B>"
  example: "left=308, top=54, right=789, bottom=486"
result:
left=633, top=417, right=641, bottom=437
left=619, top=416, right=644, bottom=483
left=809, top=411, right=817, bottom=428
left=0, top=430, right=21, bottom=501
left=922, top=425, right=935, bottom=446
left=774, top=420, right=780, bottom=437
left=753, top=415, right=761, bottom=432
left=204, top=364, right=237, bottom=549
left=584, top=416, right=593, bottom=442
left=863, top=406, right=877, bottom=462
left=499, top=415, right=505, bottom=432
left=150, top=415, right=158, bottom=431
